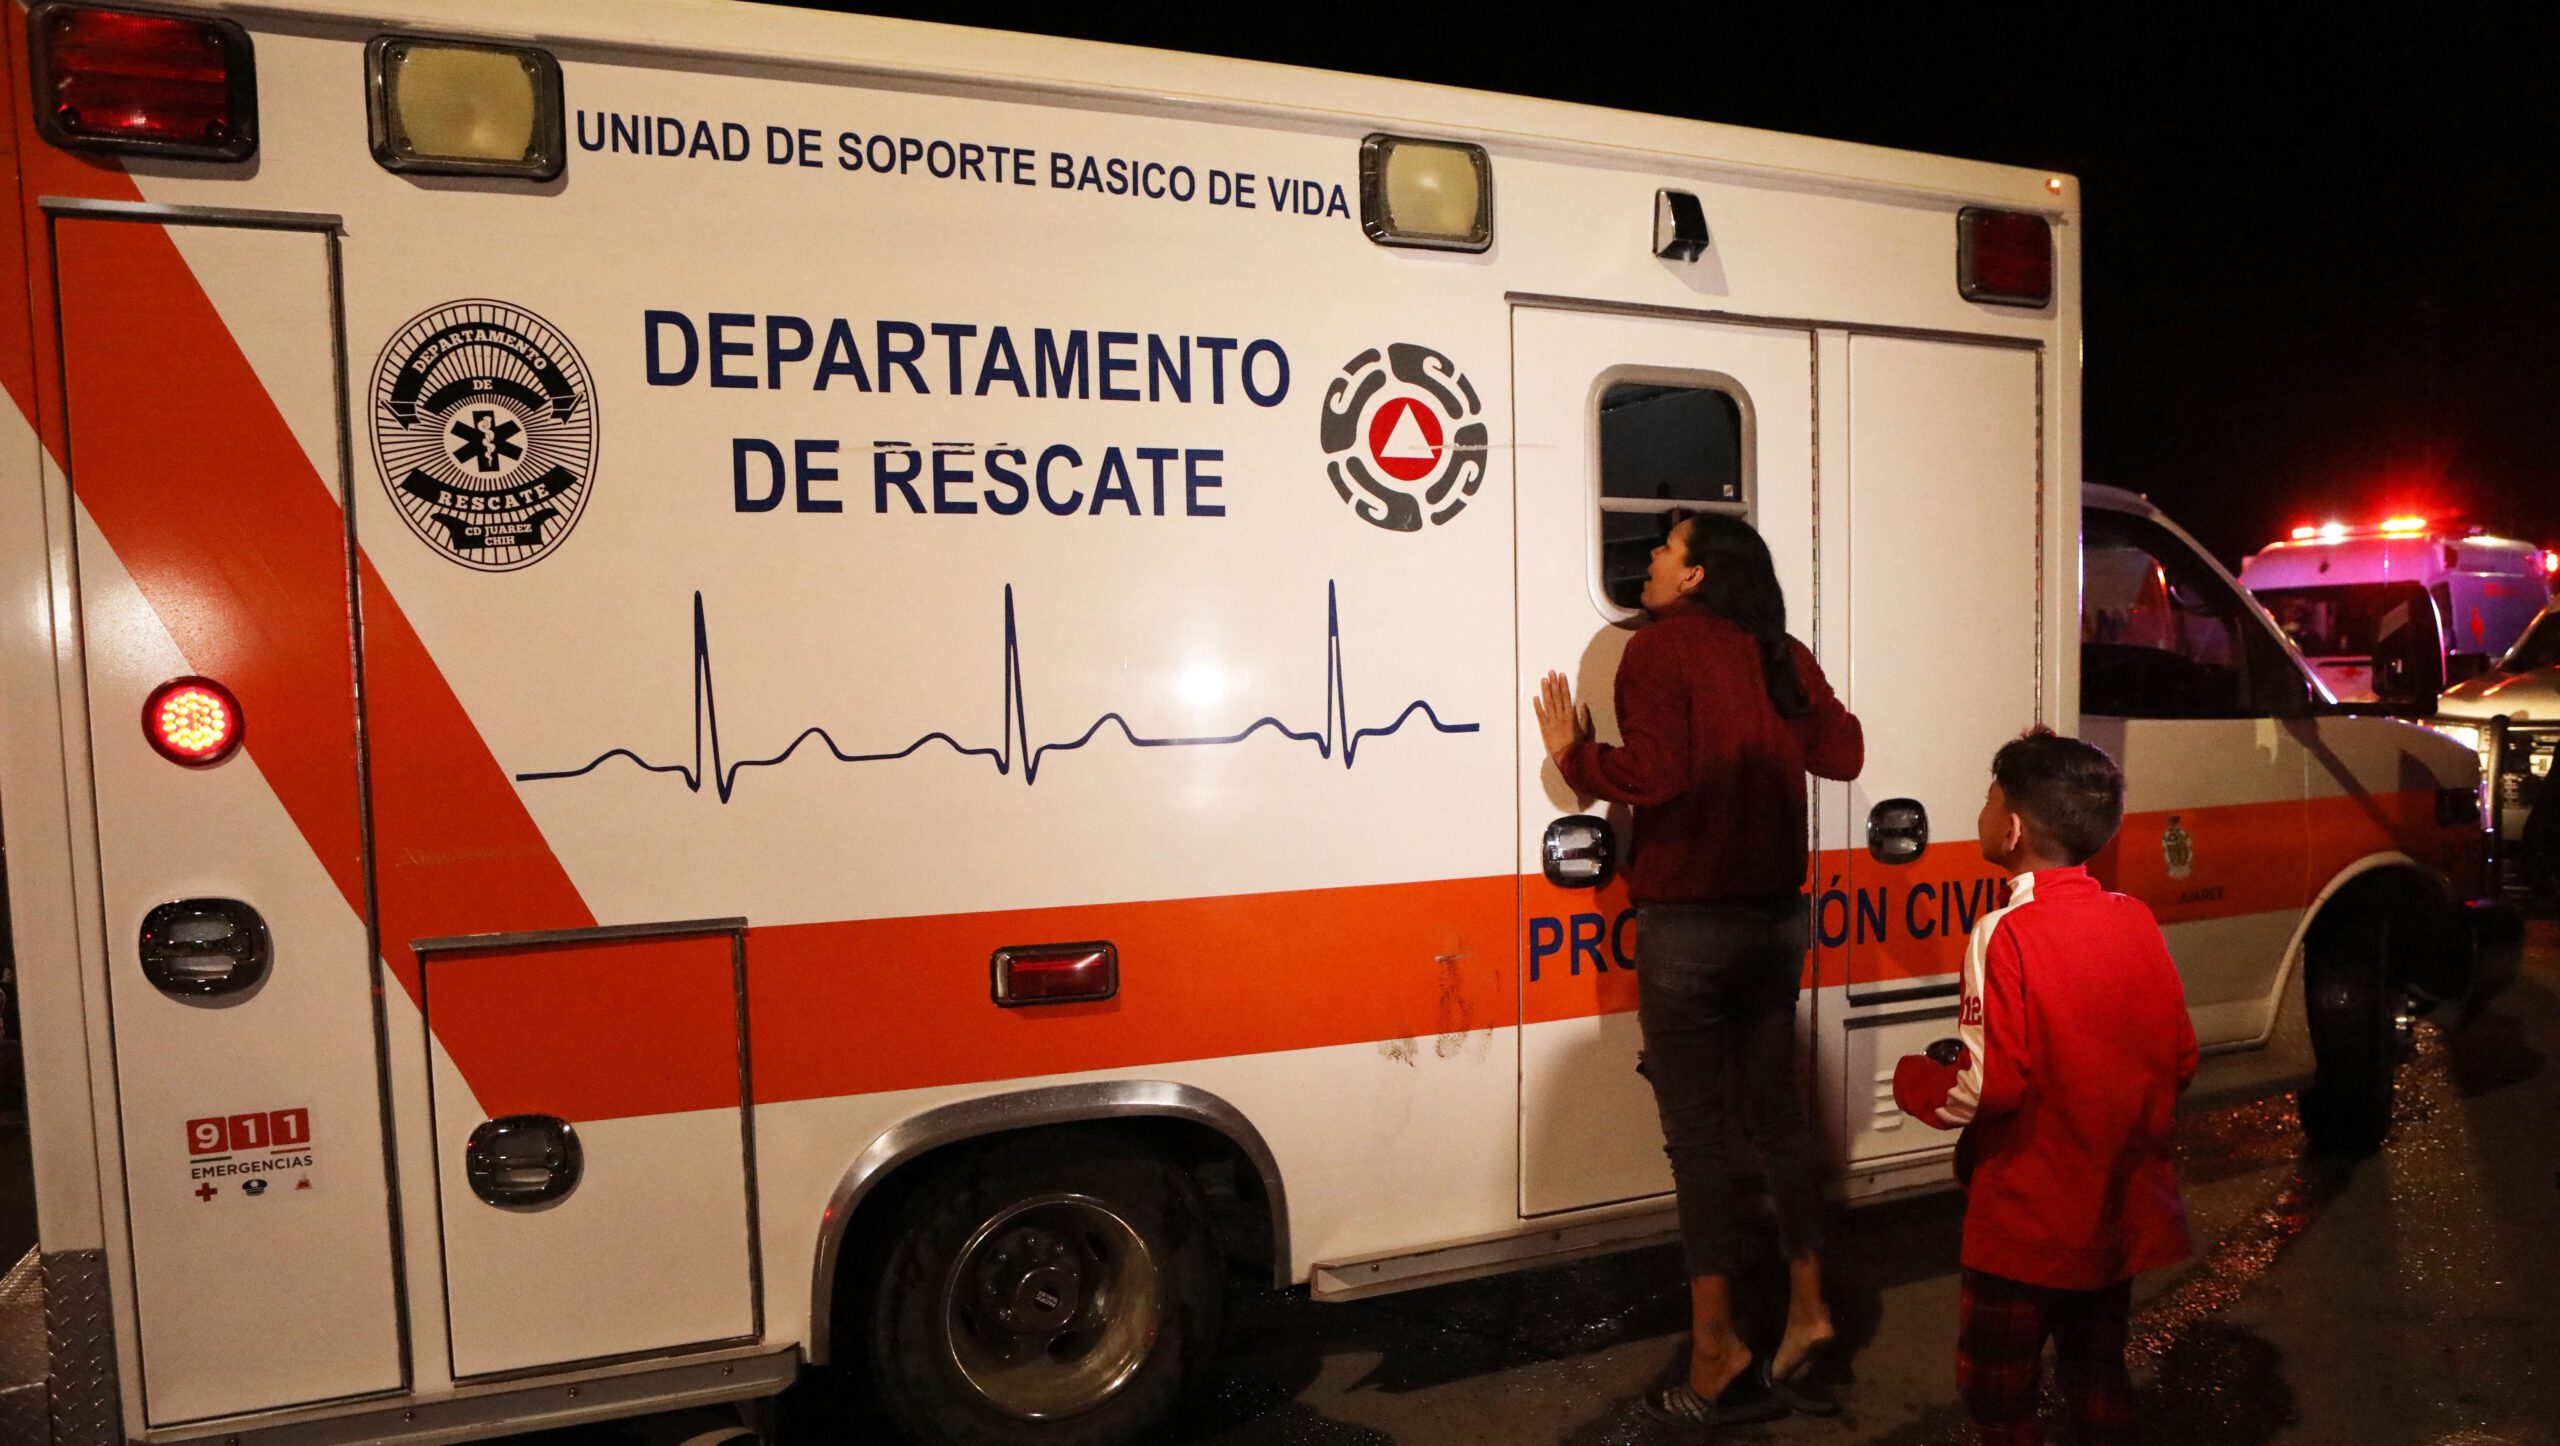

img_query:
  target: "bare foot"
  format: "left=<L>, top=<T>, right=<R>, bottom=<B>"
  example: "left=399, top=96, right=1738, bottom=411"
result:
left=1772, top=1316, right=1836, bottom=1380
left=1688, top=1335, right=1754, bottom=1399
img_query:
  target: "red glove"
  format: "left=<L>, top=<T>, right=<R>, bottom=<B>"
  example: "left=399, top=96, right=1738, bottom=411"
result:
left=1893, top=1048, right=1969, bottom=1129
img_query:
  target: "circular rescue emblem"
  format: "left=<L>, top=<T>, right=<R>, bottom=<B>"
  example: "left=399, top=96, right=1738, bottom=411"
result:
left=1319, top=344, right=1488, bottom=532
left=371, top=300, right=596, bottom=571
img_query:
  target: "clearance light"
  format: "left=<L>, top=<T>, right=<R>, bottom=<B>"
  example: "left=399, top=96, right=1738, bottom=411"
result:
left=2290, top=525, right=2319, bottom=541
left=1359, top=134, right=1492, bottom=253
left=2380, top=515, right=2428, bottom=534
left=366, top=36, right=563, bottom=179
left=28, top=3, right=257, bottom=161
left=144, top=677, right=241, bottom=766
left=1957, top=206, right=2053, bottom=307
left=992, top=942, right=1118, bottom=1007
left=2545, top=549, right=2557, bottom=576
left=2320, top=522, right=2347, bottom=542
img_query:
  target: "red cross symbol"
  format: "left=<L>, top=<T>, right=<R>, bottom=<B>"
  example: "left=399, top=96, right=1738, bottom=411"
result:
left=194, top=1183, right=217, bottom=1202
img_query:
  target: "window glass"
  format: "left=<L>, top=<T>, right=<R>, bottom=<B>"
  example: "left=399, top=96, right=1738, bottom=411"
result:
left=2255, top=582, right=2437, bottom=660
left=1596, top=382, right=1744, bottom=608
left=2505, top=609, right=2560, bottom=673
left=2083, top=511, right=2306, bottom=718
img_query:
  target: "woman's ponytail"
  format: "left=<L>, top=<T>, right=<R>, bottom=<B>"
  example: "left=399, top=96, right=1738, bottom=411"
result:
left=1674, top=512, right=1811, bottom=719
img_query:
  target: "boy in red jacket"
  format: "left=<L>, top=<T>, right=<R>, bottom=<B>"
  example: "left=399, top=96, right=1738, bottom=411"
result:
left=1893, top=729, right=2198, bottom=1446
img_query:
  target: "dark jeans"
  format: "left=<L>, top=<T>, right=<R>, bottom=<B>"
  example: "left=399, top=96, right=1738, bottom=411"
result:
left=1635, top=894, right=1822, bottom=1280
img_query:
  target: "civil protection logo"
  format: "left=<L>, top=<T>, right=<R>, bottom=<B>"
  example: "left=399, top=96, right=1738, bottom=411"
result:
left=372, top=300, right=597, bottom=571
left=1319, top=344, right=1488, bottom=531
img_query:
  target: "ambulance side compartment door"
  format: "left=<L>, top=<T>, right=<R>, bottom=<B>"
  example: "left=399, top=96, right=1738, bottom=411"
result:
left=55, top=214, right=405, bottom=1425
left=1510, top=302, right=1815, bottom=1218
left=1831, top=334, right=2042, bottom=1163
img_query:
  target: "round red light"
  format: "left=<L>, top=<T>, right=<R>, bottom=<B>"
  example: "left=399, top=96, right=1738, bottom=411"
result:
left=143, top=677, right=241, bottom=766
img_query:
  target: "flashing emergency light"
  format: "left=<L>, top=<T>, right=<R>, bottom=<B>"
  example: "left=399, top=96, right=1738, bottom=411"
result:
left=1359, top=134, right=1492, bottom=253
left=2545, top=549, right=2558, bottom=576
left=1956, top=207, right=2054, bottom=308
left=2289, top=516, right=2446, bottom=545
left=144, top=677, right=241, bottom=766
left=366, top=37, right=563, bottom=180
left=28, top=3, right=257, bottom=161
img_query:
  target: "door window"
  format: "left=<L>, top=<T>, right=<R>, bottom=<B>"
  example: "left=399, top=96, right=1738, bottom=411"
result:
left=2083, top=510, right=2309, bottom=718
left=1595, top=381, right=1744, bottom=608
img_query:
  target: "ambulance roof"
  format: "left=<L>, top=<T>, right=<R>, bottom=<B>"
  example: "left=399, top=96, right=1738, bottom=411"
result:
left=219, top=0, right=2075, bottom=214
left=2239, top=532, right=2544, bottom=591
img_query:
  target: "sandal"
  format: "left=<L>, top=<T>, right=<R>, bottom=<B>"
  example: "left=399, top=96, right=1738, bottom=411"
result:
left=1642, top=1358, right=1787, bottom=1429
left=1763, top=1340, right=1842, bottom=1417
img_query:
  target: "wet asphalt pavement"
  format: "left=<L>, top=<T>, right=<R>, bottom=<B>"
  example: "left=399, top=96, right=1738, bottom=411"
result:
left=534, top=918, right=2560, bottom=1446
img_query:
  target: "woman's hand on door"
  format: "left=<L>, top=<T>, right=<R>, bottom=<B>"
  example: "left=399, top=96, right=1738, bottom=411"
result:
left=1533, top=670, right=1594, bottom=764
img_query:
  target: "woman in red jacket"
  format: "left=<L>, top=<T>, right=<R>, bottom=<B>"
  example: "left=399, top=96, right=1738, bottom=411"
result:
left=1535, top=512, right=1864, bottom=1428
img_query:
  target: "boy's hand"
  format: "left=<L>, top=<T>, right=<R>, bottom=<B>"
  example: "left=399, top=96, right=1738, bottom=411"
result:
left=1532, top=670, right=1594, bottom=764
left=1893, top=1048, right=1970, bottom=1129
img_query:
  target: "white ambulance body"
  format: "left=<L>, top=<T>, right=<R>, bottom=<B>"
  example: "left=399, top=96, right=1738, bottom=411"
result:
left=2240, top=520, right=2553, bottom=702
left=0, top=4, right=2498, bottom=1443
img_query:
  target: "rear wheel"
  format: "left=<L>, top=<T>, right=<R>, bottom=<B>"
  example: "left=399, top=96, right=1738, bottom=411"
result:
left=2520, top=797, right=2560, bottom=901
left=2299, top=903, right=2410, bottom=1154
left=862, top=1134, right=1221, bottom=1446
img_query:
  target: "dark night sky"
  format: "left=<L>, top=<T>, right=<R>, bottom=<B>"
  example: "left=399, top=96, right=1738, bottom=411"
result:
left=789, top=4, right=2557, bottom=567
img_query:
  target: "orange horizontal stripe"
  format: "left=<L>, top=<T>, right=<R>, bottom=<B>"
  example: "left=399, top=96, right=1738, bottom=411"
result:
left=746, top=874, right=1515, bottom=1104
left=2093, top=798, right=2307, bottom=925
left=430, top=933, right=741, bottom=1123
left=408, top=790, right=2466, bottom=1116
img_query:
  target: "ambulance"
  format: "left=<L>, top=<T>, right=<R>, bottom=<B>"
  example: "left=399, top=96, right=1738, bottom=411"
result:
left=0, top=4, right=2505, bottom=1444
left=2239, top=516, right=2554, bottom=703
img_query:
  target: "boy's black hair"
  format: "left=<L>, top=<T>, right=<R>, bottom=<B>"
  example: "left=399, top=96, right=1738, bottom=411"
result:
left=1991, top=727, right=2125, bottom=864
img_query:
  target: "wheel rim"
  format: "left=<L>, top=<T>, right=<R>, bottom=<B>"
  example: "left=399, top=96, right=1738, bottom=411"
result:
left=941, top=1191, right=1164, bottom=1420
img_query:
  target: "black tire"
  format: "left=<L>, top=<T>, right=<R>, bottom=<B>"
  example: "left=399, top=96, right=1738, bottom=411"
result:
left=862, top=1133, right=1221, bottom=1446
left=2299, top=907, right=2398, bottom=1154
left=2521, top=796, right=2560, bottom=902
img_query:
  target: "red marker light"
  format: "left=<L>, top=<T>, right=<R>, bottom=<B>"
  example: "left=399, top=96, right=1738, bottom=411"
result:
left=1956, top=207, right=2054, bottom=308
left=2545, top=549, right=2558, bottom=576
left=2289, top=525, right=2318, bottom=541
left=144, top=677, right=242, bottom=766
left=2379, top=515, right=2428, bottom=535
left=991, top=943, right=1118, bottom=1007
left=30, top=4, right=258, bottom=161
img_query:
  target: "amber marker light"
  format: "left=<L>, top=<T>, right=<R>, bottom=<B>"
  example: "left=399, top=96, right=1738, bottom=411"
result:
left=144, top=676, right=241, bottom=766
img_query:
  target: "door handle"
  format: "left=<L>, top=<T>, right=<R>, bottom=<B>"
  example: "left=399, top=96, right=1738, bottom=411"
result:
left=1867, top=798, right=1929, bottom=864
left=466, top=1115, right=583, bottom=1207
left=138, top=898, right=270, bottom=997
left=1543, top=814, right=1615, bottom=888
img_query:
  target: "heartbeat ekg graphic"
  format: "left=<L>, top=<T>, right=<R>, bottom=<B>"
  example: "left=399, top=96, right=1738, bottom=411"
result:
left=514, top=583, right=1481, bottom=802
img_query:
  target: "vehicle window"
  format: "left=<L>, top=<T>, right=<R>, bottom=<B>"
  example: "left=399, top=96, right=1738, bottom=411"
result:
left=2506, top=610, right=2560, bottom=673
left=2083, top=511, right=2308, bottom=719
left=2255, top=582, right=2438, bottom=660
left=1596, top=382, right=1744, bottom=608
